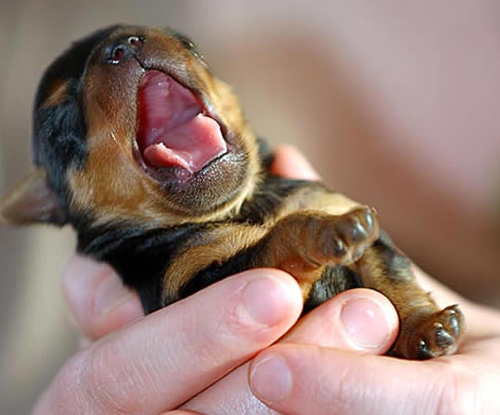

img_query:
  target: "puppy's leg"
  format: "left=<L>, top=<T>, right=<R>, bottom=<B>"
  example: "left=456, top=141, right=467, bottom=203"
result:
left=355, top=233, right=465, bottom=359
left=266, top=201, right=465, bottom=359
left=163, top=206, right=378, bottom=303
left=279, top=188, right=465, bottom=358
left=261, top=206, right=379, bottom=296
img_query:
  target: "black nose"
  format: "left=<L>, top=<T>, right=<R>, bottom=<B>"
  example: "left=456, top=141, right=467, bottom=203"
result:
left=105, top=36, right=144, bottom=64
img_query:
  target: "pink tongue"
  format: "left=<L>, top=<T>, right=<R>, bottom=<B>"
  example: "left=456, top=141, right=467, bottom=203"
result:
left=137, top=71, right=226, bottom=173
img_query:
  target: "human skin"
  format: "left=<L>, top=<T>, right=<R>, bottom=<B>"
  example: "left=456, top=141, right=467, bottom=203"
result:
left=33, top=147, right=500, bottom=415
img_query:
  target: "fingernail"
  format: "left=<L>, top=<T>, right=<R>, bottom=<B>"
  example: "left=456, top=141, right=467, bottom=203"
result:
left=250, top=354, right=292, bottom=403
left=95, top=273, right=135, bottom=317
left=341, top=296, right=391, bottom=348
left=241, top=276, right=292, bottom=326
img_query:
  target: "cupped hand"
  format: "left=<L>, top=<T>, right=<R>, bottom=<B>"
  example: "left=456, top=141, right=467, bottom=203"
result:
left=34, top=266, right=304, bottom=415
left=37, top=146, right=399, bottom=415
left=36, top=146, right=500, bottom=415
left=249, top=271, right=500, bottom=415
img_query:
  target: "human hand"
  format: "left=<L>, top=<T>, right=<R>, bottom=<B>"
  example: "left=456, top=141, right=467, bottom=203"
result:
left=34, top=146, right=401, bottom=415
left=53, top=256, right=399, bottom=415
left=248, top=270, right=500, bottom=415
left=33, top=265, right=304, bottom=415
left=248, top=151, right=500, bottom=415
left=37, top=147, right=498, bottom=415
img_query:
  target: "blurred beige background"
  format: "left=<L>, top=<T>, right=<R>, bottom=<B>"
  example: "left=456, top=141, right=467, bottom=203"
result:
left=1, top=0, right=499, bottom=413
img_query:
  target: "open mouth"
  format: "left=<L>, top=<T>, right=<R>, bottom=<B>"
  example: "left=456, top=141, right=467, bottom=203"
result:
left=136, top=70, right=227, bottom=176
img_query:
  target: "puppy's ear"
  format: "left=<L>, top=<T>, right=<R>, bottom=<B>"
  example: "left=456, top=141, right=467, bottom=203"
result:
left=0, top=168, right=66, bottom=226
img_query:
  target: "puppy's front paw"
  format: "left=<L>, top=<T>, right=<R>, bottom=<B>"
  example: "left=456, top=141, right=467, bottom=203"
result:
left=326, top=206, right=379, bottom=264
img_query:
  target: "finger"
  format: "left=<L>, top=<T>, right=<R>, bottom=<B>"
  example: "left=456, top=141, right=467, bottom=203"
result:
left=249, top=344, right=479, bottom=415
left=270, top=145, right=321, bottom=180
left=182, top=364, right=278, bottom=415
left=62, top=255, right=144, bottom=340
left=161, top=411, right=204, bottom=415
left=182, top=288, right=398, bottom=415
left=36, top=269, right=303, bottom=415
left=284, top=288, right=399, bottom=353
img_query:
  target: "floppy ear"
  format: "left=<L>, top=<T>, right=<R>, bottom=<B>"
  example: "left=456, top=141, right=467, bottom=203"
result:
left=0, top=168, right=66, bottom=226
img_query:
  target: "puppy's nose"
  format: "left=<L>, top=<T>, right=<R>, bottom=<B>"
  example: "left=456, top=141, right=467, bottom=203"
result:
left=106, top=36, right=144, bottom=64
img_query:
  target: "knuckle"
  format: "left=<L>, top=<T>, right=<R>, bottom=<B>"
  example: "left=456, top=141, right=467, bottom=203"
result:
left=224, top=301, right=264, bottom=342
left=182, top=316, right=231, bottom=368
left=316, top=360, right=355, bottom=412
left=171, top=307, right=240, bottom=371
left=82, top=338, right=141, bottom=414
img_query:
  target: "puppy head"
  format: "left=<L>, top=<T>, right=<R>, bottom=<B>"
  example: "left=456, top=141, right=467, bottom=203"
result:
left=1, top=25, right=260, bottom=229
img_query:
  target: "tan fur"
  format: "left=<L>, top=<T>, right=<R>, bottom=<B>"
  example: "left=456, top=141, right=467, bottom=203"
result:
left=67, top=27, right=262, bottom=229
left=274, top=186, right=361, bottom=220
left=357, top=248, right=437, bottom=316
left=163, top=225, right=269, bottom=301
left=41, top=79, right=69, bottom=108
left=2, top=25, right=463, bottom=359
left=355, top=244, right=449, bottom=357
left=163, top=191, right=372, bottom=304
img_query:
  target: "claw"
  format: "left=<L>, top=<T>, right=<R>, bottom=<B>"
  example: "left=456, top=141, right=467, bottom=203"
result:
left=416, top=339, right=432, bottom=360
left=435, top=326, right=455, bottom=348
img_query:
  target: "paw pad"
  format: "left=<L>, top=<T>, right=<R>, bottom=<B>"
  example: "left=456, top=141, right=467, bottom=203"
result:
left=412, top=305, right=465, bottom=360
left=328, top=206, right=379, bottom=264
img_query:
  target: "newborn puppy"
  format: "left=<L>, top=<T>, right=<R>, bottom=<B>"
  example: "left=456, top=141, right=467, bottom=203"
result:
left=0, top=25, right=464, bottom=359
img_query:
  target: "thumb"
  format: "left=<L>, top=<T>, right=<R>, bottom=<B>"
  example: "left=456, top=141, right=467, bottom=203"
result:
left=249, top=344, right=472, bottom=415
left=179, top=289, right=400, bottom=415
left=284, top=288, right=399, bottom=354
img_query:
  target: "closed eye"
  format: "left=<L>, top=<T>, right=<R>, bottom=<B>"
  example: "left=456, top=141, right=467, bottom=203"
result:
left=164, top=28, right=203, bottom=59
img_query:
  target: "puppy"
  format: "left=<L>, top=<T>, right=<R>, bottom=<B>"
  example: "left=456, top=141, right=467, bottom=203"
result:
left=0, top=25, right=464, bottom=359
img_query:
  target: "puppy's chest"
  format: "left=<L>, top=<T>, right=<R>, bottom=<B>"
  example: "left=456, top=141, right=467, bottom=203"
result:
left=237, top=177, right=328, bottom=224
left=239, top=177, right=358, bottom=225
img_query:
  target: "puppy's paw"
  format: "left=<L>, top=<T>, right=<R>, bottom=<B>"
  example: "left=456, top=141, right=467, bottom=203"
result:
left=398, top=305, right=465, bottom=359
left=324, top=206, right=379, bottom=265
left=268, top=205, right=379, bottom=272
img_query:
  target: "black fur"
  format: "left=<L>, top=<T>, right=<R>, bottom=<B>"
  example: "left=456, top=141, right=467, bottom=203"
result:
left=2, top=25, right=465, bottom=360
left=78, top=222, right=204, bottom=313
left=304, top=266, right=363, bottom=313
left=237, top=177, right=324, bottom=224
left=372, top=232, right=412, bottom=281
left=76, top=171, right=332, bottom=312
left=33, top=26, right=121, bottom=221
left=28, top=26, right=377, bottom=314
